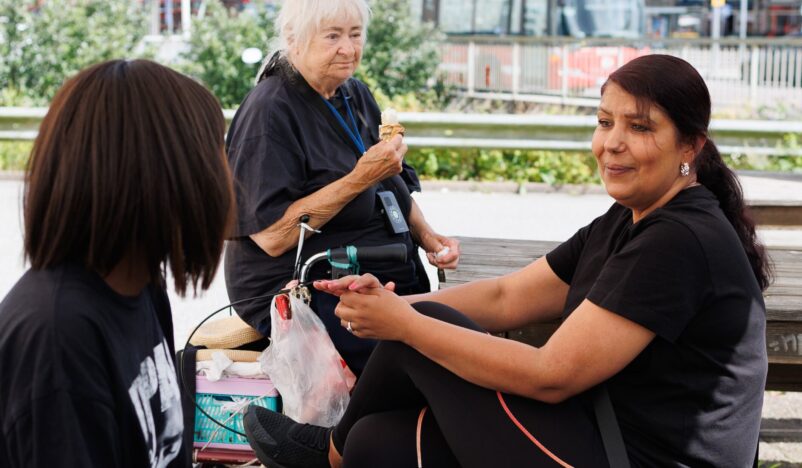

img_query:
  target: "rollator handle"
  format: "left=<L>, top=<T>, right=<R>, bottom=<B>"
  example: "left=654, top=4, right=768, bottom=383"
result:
left=327, top=243, right=408, bottom=279
left=331, top=243, right=407, bottom=264
left=298, top=243, right=409, bottom=283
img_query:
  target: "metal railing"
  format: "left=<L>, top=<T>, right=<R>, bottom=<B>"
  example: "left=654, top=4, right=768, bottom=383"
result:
left=2, top=107, right=800, bottom=156
left=440, top=36, right=802, bottom=112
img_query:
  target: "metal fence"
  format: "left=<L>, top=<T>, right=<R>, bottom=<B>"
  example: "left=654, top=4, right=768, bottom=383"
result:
left=440, top=36, right=802, bottom=112
left=3, top=108, right=801, bottom=156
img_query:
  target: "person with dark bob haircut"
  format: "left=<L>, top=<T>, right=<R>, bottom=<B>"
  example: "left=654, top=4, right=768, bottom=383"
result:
left=0, top=59, right=234, bottom=468
left=243, top=54, right=770, bottom=468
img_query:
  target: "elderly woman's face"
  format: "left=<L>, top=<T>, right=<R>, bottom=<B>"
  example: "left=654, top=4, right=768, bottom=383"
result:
left=592, top=83, right=695, bottom=220
left=294, top=16, right=363, bottom=90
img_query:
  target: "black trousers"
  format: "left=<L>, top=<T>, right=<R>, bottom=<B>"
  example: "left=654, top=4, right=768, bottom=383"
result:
left=331, top=301, right=610, bottom=468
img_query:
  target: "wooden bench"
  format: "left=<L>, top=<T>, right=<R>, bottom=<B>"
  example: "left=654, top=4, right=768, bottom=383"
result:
left=748, top=200, right=802, bottom=227
left=439, top=236, right=802, bottom=392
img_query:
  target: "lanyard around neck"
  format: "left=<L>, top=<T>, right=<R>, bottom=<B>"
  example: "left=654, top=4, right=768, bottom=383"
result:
left=321, top=94, right=366, bottom=155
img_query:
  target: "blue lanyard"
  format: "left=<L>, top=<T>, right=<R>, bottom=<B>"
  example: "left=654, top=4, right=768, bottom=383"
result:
left=321, top=94, right=366, bottom=154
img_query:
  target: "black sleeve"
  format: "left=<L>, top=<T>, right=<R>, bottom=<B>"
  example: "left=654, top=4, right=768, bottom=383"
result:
left=546, top=222, right=592, bottom=285
left=586, top=218, right=709, bottom=342
left=400, top=160, right=422, bottom=193
left=5, top=391, right=122, bottom=467
left=229, top=130, right=307, bottom=237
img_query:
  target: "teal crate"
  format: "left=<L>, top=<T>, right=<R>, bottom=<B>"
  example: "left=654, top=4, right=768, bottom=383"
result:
left=193, top=377, right=281, bottom=450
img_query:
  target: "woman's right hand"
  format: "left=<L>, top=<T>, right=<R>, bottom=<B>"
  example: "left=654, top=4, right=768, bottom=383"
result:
left=351, top=135, right=406, bottom=185
left=314, top=275, right=396, bottom=297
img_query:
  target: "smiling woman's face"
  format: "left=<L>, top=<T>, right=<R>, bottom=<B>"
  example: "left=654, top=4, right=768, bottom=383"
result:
left=592, top=82, right=696, bottom=221
left=292, top=16, right=363, bottom=94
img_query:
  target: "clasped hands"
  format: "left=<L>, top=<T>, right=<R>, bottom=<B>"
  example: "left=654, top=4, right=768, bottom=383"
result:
left=314, top=274, right=415, bottom=342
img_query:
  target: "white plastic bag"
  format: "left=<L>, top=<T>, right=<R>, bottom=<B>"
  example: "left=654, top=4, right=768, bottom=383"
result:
left=260, top=294, right=355, bottom=427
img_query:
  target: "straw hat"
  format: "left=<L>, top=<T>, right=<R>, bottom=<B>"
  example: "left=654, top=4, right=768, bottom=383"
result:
left=195, top=348, right=261, bottom=363
left=189, top=315, right=264, bottom=349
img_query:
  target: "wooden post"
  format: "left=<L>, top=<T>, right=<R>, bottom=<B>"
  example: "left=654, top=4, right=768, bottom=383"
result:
left=750, top=46, right=760, bottom=104
left=467, top=41, right=477, bottom=95
left=181, top=0, right=191, bottom=38
left=512, top=41, right=521, bottom=98
left=561, top=44, right=568, bottom=100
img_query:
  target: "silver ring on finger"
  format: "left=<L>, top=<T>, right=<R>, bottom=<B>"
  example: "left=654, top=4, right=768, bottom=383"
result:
left=347, top=321, right=354, bottom=333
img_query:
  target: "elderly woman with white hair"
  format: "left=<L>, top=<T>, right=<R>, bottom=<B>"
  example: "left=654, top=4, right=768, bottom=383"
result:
left=224, top=0, right=459, bottom=376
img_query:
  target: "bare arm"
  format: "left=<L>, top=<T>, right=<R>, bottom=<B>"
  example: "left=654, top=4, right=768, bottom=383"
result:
left=402, top=297, right=654, bottom=402
left=335, top=286, right=655, bottom=403
left=250, top=136, right=407, bottom=257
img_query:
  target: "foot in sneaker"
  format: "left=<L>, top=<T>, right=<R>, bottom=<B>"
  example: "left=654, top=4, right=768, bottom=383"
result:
left=243, top=405, right=333, bottom=468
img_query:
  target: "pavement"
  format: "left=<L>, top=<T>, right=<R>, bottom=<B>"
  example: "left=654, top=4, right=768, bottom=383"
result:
left=0, top=172, right=800, bottom=464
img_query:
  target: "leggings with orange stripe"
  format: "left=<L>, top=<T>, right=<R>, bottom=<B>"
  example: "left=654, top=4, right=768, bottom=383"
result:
left=330, top=301, right=610, bottom=468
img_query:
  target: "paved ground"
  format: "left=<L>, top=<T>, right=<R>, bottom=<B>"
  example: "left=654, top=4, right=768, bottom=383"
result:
left=1, top=173, right=800, bottom=464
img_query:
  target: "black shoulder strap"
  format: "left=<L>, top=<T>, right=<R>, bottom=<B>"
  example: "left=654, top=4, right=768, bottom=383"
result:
left=592, top=385, right=631, bottom=468
left=150, top=280, right=176, bottom=355
left=176, top=347, right=198, bottom=463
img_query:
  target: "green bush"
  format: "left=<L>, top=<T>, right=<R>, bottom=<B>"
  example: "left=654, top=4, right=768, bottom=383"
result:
left=177, top=1, right=275, bottom=108
left=357, top=0, right=446, bottom=103
left=405, top=148, right=601, bottom=185
left=0, top=141, right=32, bottom=171
left=724, top=134, right=802, bottom=173
left=0, top=0, right=149, bottom=106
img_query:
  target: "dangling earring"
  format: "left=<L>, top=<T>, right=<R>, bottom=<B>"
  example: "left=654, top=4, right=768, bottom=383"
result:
left=680, top=162, right=690, bottom=177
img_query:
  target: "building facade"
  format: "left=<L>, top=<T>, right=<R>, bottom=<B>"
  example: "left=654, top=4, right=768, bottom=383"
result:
left=410, top=0, right=802, bottom=37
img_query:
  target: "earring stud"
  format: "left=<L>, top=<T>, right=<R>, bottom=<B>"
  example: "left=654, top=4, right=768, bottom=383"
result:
left=680, top=162, right=690, bottom=177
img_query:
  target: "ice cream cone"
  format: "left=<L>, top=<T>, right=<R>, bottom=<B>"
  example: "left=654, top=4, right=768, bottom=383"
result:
left=379, top=123, right=405, bottom=142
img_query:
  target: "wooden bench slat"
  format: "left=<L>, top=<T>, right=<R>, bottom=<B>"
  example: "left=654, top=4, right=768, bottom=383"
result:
left=749, top=204, right=802, bottom=226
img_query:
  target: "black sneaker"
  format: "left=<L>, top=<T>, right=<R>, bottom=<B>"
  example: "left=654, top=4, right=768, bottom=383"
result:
left=243, top=404, right=332, bottom=468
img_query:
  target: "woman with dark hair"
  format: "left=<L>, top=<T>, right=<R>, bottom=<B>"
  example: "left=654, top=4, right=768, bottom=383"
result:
left=0, top=59, right=234, bottom=467
left=243, top=54, right=769, bottom=468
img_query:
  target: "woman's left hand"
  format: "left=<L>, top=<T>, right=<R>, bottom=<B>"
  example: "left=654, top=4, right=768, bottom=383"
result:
left=424, top=234, right=460, bottom=269
left=331, top=274, right=417, bottom=341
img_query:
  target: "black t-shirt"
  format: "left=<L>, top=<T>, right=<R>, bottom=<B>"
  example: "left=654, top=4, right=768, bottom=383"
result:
left=546, top=186, right=767, bottom=467
left=224, top=57, right=426, bottom=330
left=0, top=264, right=189, bottom=468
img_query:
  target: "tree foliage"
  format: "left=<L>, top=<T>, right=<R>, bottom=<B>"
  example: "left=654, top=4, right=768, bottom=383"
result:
left=179, top=0, right=443, bottom=108
left=177, top=1, right=275, bottom=108
left=357, top=0, right=445, bottom=100
left=0, top=0, right=149, bottom=106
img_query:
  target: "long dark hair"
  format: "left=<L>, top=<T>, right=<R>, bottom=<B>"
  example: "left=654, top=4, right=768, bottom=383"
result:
left=603, top=54, right=771, bottom=290
left=25, top=60, right=235, bottom=295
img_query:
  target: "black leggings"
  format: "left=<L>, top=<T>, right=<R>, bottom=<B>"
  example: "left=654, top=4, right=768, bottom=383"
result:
left=331, top=301, right=610, bottom=468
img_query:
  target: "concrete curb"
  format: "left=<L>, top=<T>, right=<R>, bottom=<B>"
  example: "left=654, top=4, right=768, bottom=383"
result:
left=0, top=171, right=23, bottom=181
left=420, top=179, right=607, bottom=195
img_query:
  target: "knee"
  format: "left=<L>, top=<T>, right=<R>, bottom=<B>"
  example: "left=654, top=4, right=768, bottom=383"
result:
left=341, top=414, right=414, bottom=468
left=411, top=301, right=484, bottom=332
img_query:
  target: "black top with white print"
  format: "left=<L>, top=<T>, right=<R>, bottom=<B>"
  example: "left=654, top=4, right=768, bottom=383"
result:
left=0, top=263, right=189, bottom=468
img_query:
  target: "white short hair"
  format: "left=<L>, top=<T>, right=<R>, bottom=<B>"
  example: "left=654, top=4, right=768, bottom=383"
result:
left=273, top=0, right=371, bottom=55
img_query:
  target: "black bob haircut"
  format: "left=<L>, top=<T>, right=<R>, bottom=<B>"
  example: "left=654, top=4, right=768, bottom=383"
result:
left=24, top=59, right=235, bottom=295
